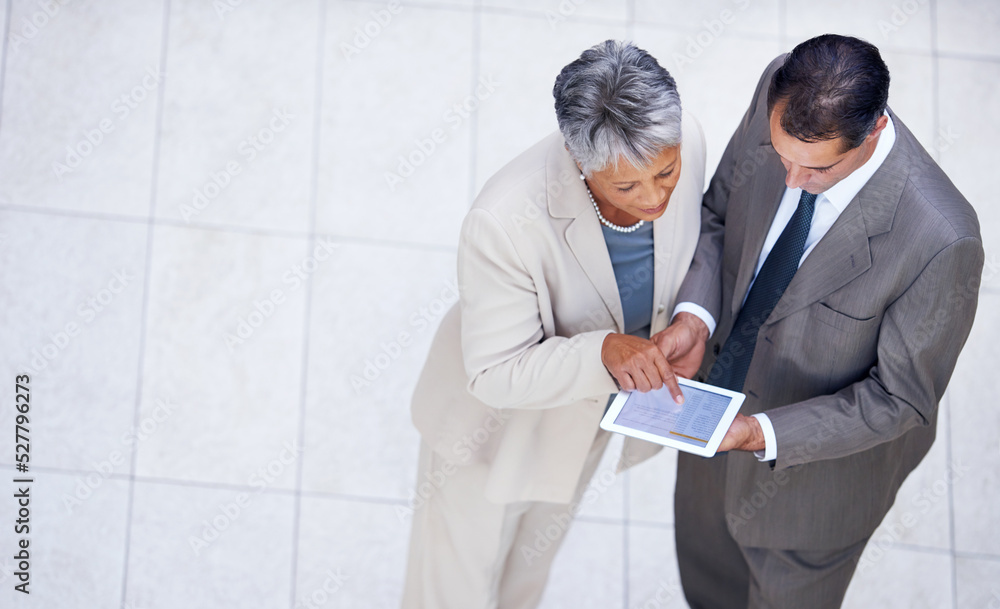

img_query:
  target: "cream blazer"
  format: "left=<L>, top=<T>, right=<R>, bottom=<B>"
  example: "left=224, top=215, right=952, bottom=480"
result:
left=411, top=113, right=706, bottom=504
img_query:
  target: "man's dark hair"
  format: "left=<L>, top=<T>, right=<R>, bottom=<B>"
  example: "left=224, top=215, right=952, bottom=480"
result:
left=767, top=34, right=890, bottom=152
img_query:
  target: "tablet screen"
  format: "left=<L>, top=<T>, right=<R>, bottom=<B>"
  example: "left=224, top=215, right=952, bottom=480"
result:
left=613, top=384, right=734, bottom=449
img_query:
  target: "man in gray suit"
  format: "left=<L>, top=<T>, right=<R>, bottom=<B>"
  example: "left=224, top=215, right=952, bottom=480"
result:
left=653, top=34, right=984, bottom=608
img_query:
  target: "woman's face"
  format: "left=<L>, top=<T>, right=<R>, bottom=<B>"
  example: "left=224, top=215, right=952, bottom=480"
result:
left=584, top=145, right=682, bottom=224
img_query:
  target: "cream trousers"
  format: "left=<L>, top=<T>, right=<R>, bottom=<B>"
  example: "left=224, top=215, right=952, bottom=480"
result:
left=401, top=427, right=611, bottom=609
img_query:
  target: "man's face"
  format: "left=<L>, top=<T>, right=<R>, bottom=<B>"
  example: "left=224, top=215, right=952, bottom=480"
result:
left=768, top=102, right=884, bottom=194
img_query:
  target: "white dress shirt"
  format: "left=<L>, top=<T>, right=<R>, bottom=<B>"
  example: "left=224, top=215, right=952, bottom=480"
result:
left=674, top=114, right=896, bottom=460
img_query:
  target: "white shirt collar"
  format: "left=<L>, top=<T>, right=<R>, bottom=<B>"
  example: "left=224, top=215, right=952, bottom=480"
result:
left=819, top=112, right=896, bottom=212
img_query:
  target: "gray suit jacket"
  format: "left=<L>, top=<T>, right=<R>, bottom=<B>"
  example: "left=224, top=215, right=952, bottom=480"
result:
left=678, top=55, right=985, bottom=549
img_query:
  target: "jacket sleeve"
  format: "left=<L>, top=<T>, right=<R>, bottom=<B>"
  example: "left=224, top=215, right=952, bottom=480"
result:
left=674, top=55, right=786, bottom=321
left=458, top=208, right=619, bottom=410
left=767, top=236, right=984, bottom=469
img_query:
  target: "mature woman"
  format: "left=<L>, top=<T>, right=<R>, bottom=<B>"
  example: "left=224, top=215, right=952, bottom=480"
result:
left=402, top=40, right=706, bottom=608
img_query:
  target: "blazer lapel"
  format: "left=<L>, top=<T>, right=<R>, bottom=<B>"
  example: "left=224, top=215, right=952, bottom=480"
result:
left=766, top=114, right=908, bottom=325
left=732, top=144, right=788, bottom=318
left=650, top=192, right=677, bottom=331
left=650, top=132, right=702, bottom=332
left=565, top=213, right=625, bottom=333
left=767, top=202, right=873, bottom=323
left=548, top=140, right=625, bottom=333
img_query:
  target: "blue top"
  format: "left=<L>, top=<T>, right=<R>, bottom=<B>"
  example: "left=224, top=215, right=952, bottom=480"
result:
left=600, top=221, right=655, bottom=339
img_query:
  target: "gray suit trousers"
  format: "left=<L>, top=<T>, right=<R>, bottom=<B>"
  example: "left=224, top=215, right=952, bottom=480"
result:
left=676, top=452, right=869, bottom=609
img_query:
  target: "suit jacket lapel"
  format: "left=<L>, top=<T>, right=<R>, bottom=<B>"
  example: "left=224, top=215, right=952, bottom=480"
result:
left=766, top=114, right=908, bottom=325
left=650, top=133, right=702, bottom=332
left=548, top=141, right=625, bottom=333
left=768, top=202, right=872, bottom=323
left=565, top=213, right=625, bottom=333
left=651, top=212, right=672, bottom=328
left=732, top=144, right=789, bottom=318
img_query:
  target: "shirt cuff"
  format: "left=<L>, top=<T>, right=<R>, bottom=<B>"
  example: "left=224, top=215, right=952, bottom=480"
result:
left=671, top=302, right=717, bottom=338
left=751, top=413, right=777, bottom=461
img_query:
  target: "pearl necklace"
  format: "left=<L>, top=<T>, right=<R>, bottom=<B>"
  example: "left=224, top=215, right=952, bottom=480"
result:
left=581, top=174, right=645, bottom=233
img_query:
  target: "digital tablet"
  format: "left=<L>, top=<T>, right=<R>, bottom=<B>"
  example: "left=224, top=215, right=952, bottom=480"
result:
left=599, top=378, right=746, bottom=458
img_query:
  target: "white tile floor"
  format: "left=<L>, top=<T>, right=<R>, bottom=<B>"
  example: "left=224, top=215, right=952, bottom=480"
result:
left=0, top=1, right=997, bottom=608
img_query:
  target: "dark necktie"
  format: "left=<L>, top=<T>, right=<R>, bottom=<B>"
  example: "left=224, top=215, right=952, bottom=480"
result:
left=708, top=191, right=818, bottom=391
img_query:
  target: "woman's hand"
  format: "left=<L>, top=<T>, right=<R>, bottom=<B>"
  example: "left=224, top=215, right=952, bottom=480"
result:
left=601, top=333, right=684, bottom=402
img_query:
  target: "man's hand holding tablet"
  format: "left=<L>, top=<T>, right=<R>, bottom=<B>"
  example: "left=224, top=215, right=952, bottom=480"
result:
left=599, top=378, right=746, bottom=458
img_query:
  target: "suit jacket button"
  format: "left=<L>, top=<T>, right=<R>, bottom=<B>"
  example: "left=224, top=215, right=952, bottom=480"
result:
left=713, top=343, right=720, bottom=355
left=657, top=304, right=666, bottom=314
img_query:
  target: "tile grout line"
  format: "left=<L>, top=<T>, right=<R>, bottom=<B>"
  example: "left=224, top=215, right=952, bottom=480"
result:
left=574, top=514, right=628, bottom=527
left=954, top=550, right=1000, bottom=564
left=623, top=16, right=636, bottom=609
left=625, top=0, right=634, bottom=40
left=118, top=1, right=172, bottom=607
left=0, top=0, right=11, bottom=138
left=936, top=49, right=1000, bottom=64
left=288, top=1, right=328, bottom=607
left=1, top=461, right=421, bottom=505
left=6, top=458, right=1000, bottom=557
left=778, top=0, right=787, bottom=49
left=624, top=2, right=636, bottom=600
left=628, top=518, right=674, bottom=530
left=338, top=0, right=625, bottom=28
left=622, top=470, right=631, bottom=609
left=336, top=0, right=476, bottom=14
left=929, top=0, right=943, bottom=166
left=466, top=0, right=481, bottom=207
left=0, top=202, right=459, bottom=253
left=326, top=0, right=823, bottom=48
left=929, top=2, right=960, bottom=607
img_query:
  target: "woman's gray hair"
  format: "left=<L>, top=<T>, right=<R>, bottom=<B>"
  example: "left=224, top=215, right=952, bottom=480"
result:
left=553, top=40, right=682, bottom=176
